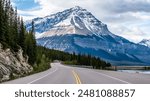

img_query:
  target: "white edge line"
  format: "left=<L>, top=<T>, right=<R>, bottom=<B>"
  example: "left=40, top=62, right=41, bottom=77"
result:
left=92, top=71, right=131, bottom=84
left=27, top=67, right=58, bottom=84
left=61, top=63, right=131, bottom=84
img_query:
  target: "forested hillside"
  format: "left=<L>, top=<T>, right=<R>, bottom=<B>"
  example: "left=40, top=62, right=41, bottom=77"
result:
left=0, top=0, right=36, bottom=65
left=36, top=46, right=111, bottom=71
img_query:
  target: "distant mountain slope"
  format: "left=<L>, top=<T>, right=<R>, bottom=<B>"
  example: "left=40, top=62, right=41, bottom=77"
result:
left=139, top=39, right=150, bottom=48
left=26, top=6, right=150, bottom=65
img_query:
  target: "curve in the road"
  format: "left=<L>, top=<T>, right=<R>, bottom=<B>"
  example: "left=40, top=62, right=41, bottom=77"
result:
left=28, top=67, right=58, bottom=84
left=3, top=63, right=150, bottom=84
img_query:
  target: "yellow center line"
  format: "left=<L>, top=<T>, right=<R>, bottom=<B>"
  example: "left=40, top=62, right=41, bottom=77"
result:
left=72, top=70, right=82, bottom=84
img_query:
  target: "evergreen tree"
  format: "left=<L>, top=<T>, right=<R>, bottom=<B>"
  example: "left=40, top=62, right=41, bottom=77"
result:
left=3, top=0, right=11, bottom=45
left=12, top=7, right=19, bottom=51
left=0, top=0, right=5, bottom=42
left=18, top=18, right=25, bottom=52
left=25, top=21, right=36, bottom=65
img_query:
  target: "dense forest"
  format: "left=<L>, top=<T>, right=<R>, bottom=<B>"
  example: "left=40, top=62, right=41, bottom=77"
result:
left=0, top=0, right=111, bottom=74
left=36, top=46, right=111, bottom=71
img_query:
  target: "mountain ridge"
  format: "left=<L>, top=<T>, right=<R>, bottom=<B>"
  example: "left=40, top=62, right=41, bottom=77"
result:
left=26, top=6, right=150, bottom=65
left=26, top=6, right=111, bottom=38
left=139, top=39, right=150, bottom=48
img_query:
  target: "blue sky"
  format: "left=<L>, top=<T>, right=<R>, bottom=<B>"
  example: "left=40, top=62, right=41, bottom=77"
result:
left=11, top=0, right=150, bottom=43
left=12, top=0, right=40, bottom=10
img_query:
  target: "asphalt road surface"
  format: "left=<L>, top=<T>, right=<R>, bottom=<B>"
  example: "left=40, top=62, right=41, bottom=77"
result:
left=3, top=63, right=150, bottom=84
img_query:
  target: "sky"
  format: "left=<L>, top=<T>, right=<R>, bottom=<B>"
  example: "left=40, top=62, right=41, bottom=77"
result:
left=11, top=0, right=150, bottom=43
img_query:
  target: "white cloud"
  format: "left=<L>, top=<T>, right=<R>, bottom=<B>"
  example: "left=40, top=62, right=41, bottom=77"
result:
left=108, top=24, right=150, bottom=43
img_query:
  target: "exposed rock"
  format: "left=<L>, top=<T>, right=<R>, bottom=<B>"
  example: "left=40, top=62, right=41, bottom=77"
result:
left=0, top=43, right=33, bottom=82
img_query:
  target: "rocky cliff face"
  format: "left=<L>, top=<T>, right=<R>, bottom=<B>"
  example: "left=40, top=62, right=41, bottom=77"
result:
left=0, top=43, right=33, bottom=82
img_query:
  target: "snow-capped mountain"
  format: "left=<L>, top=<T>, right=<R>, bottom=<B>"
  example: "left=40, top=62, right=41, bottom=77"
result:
left=26, top=6, right=110, bottom=38
left=26, top=6, right=150, bottom=65
left=139, top=39, right=150, bottom=48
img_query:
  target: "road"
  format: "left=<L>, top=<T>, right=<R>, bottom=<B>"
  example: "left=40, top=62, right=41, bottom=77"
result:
left=3, top=63, right=150, bottom=84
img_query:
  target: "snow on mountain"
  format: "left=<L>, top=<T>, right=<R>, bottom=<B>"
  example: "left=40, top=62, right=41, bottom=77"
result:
left=26, top=6, right=111, bottom=38
left=25, top=6, right=150, bottom=65
left=139, top=39, right=150, bottom=48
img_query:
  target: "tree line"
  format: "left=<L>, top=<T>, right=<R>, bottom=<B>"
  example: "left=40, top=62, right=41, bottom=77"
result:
left=0, top=0, right=111, bottom=73
left=36, top=46, right=111, bottom=70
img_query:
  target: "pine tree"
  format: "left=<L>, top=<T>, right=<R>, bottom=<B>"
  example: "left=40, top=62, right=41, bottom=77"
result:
left=25, top=21, right=36, bottom=65
left=0, top=0, right=5, bottom=42
left=12, top=7, right=19, bottom=51
left=3, top=0, right=11, bottom=44
left=18, top=18, right=25, bottom=52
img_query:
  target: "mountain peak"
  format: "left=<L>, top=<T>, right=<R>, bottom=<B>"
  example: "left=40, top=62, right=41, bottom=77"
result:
left=72, top=6, right=83, bottom=10
left=139, top=39, right=150, bottom=47
left=26, top=6, right=111, bottom=37
left=141, top=39, right=150, bottom=42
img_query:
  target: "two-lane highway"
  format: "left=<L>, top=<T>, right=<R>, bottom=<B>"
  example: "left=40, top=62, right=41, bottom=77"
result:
left=3, top=63, right=150, bottom=84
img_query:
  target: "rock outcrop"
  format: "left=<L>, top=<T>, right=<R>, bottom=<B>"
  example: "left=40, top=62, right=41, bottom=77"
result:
left=0, top=43, right=33, bottom=82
